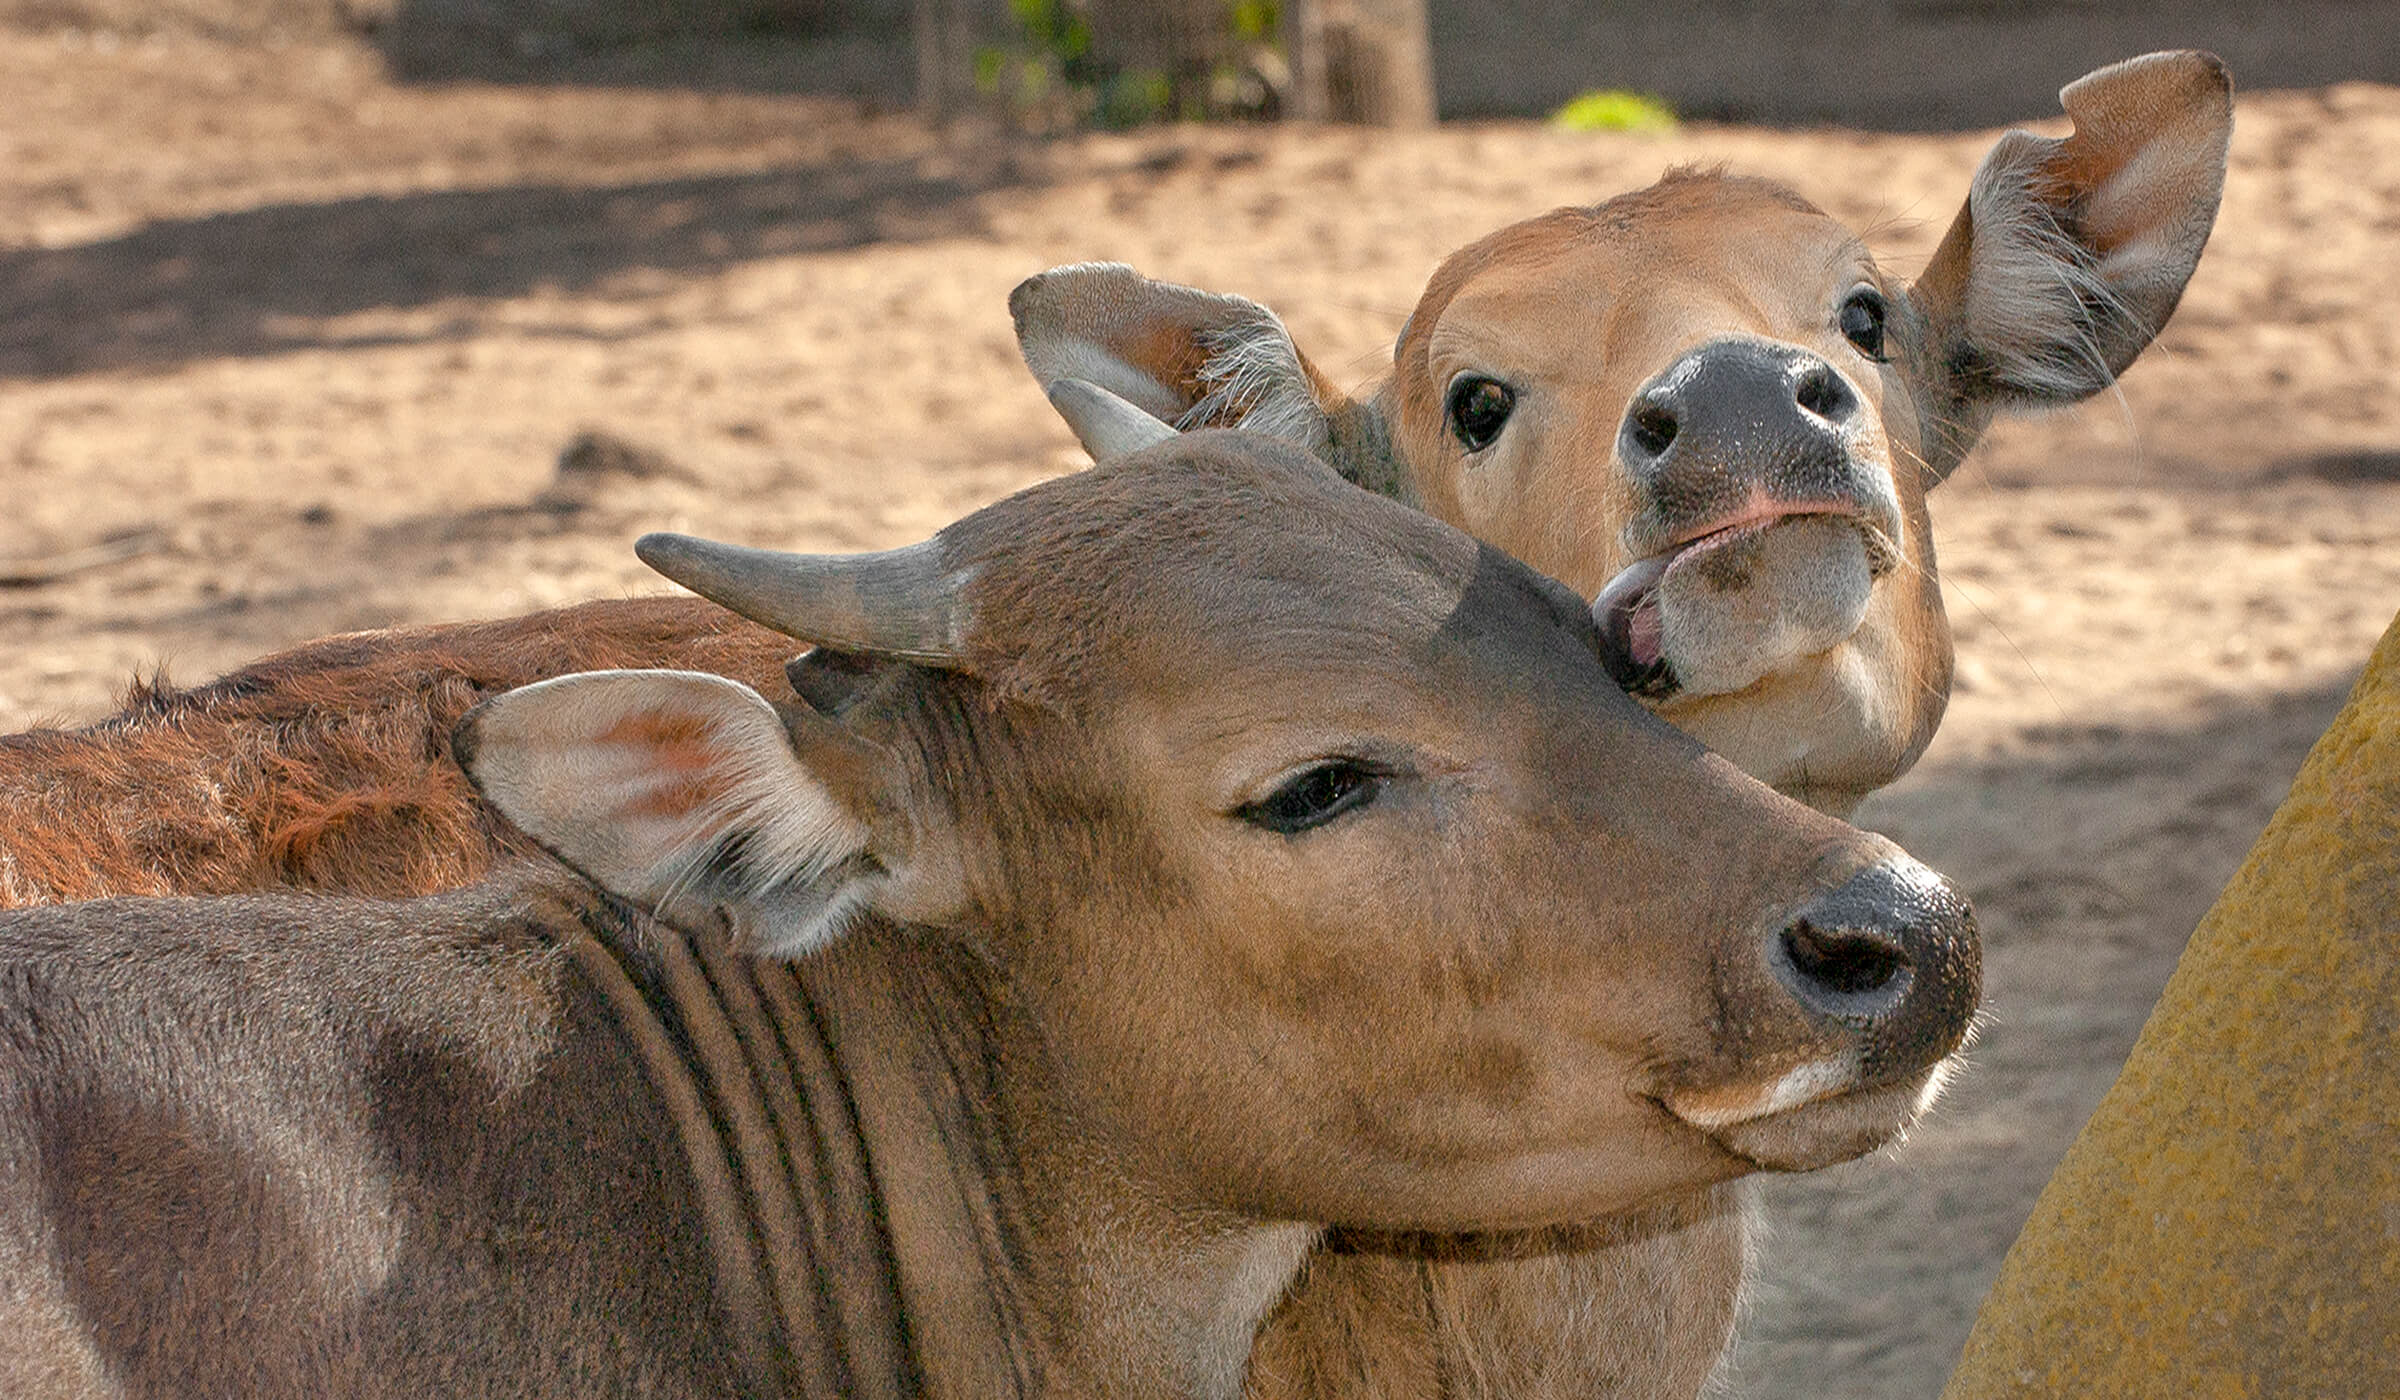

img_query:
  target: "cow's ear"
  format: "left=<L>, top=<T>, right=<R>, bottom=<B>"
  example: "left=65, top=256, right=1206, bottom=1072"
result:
left=1910, top=50, right=2231, bottom=443
left=1010, top=261, right=1354, bottom=457
left=456, top=669, right=918, bottom=956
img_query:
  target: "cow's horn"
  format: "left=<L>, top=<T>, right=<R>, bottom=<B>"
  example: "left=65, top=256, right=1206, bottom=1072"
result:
left=1047, top=377, right=1177, bottom=459
left=635, top=532, right=968, bottom=661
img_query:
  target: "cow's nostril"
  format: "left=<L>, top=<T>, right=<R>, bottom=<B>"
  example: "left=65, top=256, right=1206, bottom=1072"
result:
left=1781, top=919, right=1906, bottom=998
left=1627, top=399, right=1679, bottom=458
left=1766, top=857, right=1979, bottom=1070
left=1794, top=364, right=1855, bottom=423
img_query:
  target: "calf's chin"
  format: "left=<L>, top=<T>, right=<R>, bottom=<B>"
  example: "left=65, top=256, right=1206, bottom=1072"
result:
left=1651, top=516, right=1882, bottom=699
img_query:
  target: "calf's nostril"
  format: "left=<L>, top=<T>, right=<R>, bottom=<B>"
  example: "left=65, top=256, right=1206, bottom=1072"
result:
left=1626, top=399, right=1679, bottom=459
left=1794, top=364, right=1855, bottom=422
left=1781, top=919, right=1907, bottom=998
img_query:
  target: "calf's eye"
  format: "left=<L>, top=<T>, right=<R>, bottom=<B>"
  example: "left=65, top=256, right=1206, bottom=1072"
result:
left=1839, top=288, right=1889, bottom=361
left=1446, top=376, right=1515, bottom=451
left=1239, top=760, right=1383, bottom=835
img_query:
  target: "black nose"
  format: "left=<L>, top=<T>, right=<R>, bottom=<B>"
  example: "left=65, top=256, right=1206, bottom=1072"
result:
left=1770, top=857, right=1980, bottom=1080
left=1618, top=339, right=1863, bottom=510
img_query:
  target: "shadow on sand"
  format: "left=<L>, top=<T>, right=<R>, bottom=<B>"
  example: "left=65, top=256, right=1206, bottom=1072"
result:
left=0, top=146, right=1040, bottom=380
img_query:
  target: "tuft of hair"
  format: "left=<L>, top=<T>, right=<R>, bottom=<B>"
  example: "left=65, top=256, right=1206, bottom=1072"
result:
left=641, top=698, right=877, bottom=959
left=1702, top=1180, right=1767, bottom=1400
left=1957, top=133, right=2146, bottom=405
left=1594, top=166, right=1825, bottom=226
left=1181, top=309, right=1332, bottom=453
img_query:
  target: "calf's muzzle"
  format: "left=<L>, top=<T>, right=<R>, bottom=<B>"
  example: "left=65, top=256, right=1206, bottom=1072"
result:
left=1618, top=338, right=1866, bottom=523
left=1596, top=337, right=1906, bottom=698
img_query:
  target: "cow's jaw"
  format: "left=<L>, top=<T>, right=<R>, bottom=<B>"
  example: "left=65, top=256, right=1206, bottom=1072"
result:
left=1660, top=1046, right=1969, bottom=1173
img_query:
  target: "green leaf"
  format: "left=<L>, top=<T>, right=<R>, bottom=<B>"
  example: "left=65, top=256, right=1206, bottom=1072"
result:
left=1551, top=89, right=1678, bottom=134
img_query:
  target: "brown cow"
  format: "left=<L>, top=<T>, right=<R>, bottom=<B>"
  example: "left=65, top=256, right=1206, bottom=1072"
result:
left=0, top=596, right=793, bottom=906
left=0, top=431, right=1980, bottom=1400
left=0, top=51, right=2224, bottom=1399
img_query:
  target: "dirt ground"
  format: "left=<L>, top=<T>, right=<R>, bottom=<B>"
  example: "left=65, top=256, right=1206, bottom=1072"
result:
left=5, top=26, right=2399, bottom=1398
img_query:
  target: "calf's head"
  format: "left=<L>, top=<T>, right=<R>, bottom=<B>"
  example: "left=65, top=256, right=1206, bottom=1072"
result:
left=1012, top=51, right=2231, bottom=814
left=457, top=431, right=1979, bottom=1231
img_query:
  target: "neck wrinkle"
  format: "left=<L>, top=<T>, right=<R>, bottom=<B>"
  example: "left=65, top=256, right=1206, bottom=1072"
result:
left=560, top=906, right=783, bottom=1395
left=801, top=922, right=1046, bottom=1398
left=582, top=901, right=1322, bottom=1400
left=569, top=899, right=928, bottom=1399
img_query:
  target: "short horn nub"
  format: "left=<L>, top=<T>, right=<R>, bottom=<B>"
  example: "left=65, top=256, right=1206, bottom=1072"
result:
left=635, top=532, right=970, bottom=661
left=1048, top=377, right=1177, bottom=460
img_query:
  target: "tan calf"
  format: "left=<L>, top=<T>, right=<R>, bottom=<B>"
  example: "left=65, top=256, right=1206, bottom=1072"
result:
left=1012, top=50, right=2230, bottom=1398
left=1013, top=50, right=2232, bottom=818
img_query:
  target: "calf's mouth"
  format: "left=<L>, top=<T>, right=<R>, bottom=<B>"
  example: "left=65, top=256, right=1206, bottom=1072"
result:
left=1595, top=505, right=1901, bottom=699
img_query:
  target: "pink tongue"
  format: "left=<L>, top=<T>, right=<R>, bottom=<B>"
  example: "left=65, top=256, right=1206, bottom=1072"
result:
left=1593, top=554, right=1672, bottom=669
left=1626, top=595, right=1663, bottom=668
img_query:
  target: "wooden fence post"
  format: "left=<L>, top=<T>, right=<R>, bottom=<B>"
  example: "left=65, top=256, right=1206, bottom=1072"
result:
left=1290, top=0, right=1436, bottom=125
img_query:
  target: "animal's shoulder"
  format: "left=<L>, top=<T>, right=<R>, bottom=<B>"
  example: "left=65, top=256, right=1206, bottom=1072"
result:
left=0, top=877, right=591, bottom=1081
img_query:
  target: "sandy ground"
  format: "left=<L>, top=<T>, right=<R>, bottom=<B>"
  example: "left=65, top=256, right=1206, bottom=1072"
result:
left=5, top=28, right=2400, bottom=1398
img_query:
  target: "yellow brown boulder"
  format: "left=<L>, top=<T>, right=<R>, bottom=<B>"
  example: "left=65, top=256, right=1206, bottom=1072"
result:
left=1944, top=610, right=2400, bottom=1396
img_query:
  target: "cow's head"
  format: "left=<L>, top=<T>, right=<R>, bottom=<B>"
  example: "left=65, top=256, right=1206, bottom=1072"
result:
left=457, top=430, right=1980, bottom=1231
left=1010, top=52, right=2232, bottom=815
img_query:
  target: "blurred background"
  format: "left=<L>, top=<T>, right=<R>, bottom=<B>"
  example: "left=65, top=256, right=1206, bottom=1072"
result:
left=3, top=1, right=2398, bottom=1395
left=15, top=0, right=2400, bottom=123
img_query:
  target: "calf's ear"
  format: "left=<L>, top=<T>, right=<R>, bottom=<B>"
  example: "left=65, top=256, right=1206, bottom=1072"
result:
left=1010, top=261, right=1352, bottom=457
left=1910, top=50, right=2232, bottom=444
left=456, top=669, right=915, bottom=956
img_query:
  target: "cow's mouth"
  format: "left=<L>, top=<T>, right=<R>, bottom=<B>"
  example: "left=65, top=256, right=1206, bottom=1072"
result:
left=1593, top=506, right=1899, bottom=699
left=1657, top=1054, right=1959, bottom=1173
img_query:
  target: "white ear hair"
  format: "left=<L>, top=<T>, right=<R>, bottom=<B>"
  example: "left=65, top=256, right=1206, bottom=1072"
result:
left=1047, top=377, right=1179, bottom=460
left=1010, top=261, right=1335, bottom=454
left=1929, top=50, right=2231, bottom=409
left=459, top=669, right=880, bottom=956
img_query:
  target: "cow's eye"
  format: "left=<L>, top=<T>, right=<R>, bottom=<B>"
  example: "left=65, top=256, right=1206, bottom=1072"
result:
left=1446, top=376, right=1515, bottom=452
left=1839, top=288, right=1889, bottom=361
left=1239, top=760, right=1383, bottom=835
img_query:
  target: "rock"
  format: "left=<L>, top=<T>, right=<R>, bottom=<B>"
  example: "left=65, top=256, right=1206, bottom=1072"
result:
left=1944, top=608, right=2400, bottom=1396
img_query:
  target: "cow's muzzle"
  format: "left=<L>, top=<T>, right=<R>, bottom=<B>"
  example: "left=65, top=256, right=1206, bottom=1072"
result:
left=1661, top=853, right=1981, bottom=1171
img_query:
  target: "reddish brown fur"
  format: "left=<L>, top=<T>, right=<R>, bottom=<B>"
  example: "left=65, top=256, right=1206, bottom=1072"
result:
left=0, top=597, right=791, bottom=907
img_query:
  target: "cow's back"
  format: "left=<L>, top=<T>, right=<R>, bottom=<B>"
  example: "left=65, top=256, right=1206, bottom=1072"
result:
left=0, top=878, right=912, bottom=1399
left=0, top=596, right=794, bottom=907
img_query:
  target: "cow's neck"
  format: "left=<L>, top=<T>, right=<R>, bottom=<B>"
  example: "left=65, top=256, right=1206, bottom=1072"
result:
left=1026, top=1129, right=1320, bottom=1398
left=567, top=894, right=926, bottom=1398
left=795, top=921, right=1318, bottom=1400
